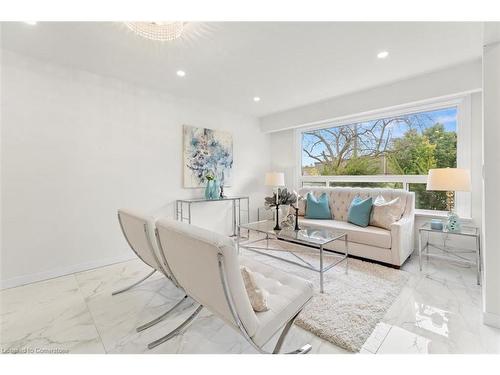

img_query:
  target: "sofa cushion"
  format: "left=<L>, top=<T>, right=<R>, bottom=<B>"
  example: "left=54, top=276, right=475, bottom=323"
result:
left=299, top=218, right=392, bottom=249
left=370, top=195, right=404, bottom=230
left=239, top=256, right=314, bottom=347
left=347, top=197, right=373, bottom=227
left=305, top=192, right=331, bottom=219
left=298, top=187, right=410, bottom=222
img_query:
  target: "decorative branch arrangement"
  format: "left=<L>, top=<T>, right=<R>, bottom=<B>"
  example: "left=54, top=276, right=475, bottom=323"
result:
left=264, top=188, right=297, bottom=207
left=264, top=189, right=304, bottom=231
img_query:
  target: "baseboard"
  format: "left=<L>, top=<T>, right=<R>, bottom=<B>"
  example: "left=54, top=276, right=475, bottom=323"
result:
left=483, top=311, right=500, bottom=329
left=0, top=253, right=136, bottom=290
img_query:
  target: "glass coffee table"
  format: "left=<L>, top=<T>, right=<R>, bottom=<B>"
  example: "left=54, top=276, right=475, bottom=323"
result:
left=238, top=220, right=349, bottom=293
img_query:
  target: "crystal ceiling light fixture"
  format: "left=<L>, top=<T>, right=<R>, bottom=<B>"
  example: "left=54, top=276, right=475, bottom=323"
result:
left=125, top=22, right=184, bottom=42
left=377, top=51, right=389, bottom=59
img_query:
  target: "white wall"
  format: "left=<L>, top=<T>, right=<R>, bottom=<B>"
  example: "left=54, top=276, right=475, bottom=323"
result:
left=261, top=60, right=482, bottom=133
left=482, top=23, right=500, bottom=328
left=0, top=50, right=270, bottom=289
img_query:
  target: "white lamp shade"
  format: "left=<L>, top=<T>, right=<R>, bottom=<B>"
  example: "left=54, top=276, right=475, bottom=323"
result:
left=426, top=168, right=471, bottom=192
left=265, top=172, right=285, bottom=187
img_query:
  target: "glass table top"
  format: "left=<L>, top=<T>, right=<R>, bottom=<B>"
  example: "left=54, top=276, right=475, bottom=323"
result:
left=419, top=222, right=478, bottom=237
left=241, top=220, right=346, bottom=246
left=177, top=196, right=249, bottom=203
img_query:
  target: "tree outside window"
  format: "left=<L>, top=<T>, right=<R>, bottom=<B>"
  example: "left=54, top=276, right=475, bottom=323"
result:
left=301, top=107, right=457, bottom=210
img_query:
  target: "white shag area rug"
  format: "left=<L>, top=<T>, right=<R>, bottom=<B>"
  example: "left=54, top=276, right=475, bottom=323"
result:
left=242, top=242, right=409, bottom=352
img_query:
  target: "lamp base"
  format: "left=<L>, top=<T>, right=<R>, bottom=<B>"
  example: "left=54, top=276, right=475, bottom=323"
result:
left=446, top=211, right=461, bottom=232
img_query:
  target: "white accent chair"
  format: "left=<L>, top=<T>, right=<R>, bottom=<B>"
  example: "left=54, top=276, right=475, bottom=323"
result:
left=116, top=209, right=188, bottom=333
left=153, top=218, right=314, bottom=354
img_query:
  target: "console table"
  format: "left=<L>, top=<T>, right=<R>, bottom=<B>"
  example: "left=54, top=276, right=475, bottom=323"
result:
left=175, top=196, right=250, bottom=237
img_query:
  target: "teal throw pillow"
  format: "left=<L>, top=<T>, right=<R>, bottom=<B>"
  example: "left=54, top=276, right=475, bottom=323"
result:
left=305, top=192, right=331, bottom=219
left=348, top=197, right=373, bottom=227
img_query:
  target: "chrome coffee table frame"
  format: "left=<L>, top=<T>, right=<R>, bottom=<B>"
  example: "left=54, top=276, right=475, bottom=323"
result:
left=238, top=220, right=349, bottom=293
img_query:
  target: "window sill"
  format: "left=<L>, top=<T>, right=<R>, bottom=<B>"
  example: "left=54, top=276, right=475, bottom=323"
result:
left=414, top=209, right=472, bottom=222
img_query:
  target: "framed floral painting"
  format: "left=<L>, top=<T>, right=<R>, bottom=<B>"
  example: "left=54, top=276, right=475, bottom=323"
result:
left=183, top=125, right=233, bottom=188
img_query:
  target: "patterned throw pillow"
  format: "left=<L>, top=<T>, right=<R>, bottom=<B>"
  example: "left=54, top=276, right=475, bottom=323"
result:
left=370, top=195, right=404, bottom=230
left=240, top=266, right=269, bottom=312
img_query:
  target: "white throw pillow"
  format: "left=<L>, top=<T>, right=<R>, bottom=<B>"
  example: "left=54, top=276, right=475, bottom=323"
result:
left=240, top=266, right=269, bottom=312
left=370, top=195, right=404, bottom=230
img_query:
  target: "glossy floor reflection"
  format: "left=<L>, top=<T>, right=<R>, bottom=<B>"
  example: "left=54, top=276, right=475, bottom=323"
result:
left=1, top=251, right=499, bottom=354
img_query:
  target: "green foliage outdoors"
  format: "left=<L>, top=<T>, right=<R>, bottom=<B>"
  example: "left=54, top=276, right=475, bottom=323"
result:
left=305, top=123, right=456, bottom=211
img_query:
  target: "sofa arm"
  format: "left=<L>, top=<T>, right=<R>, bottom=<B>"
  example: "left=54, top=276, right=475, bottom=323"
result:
left=390, top=214, right=414, bottom=266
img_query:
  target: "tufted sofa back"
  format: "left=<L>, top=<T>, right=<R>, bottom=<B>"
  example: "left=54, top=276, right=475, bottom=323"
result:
left=298, top=187, right=414, bottom=222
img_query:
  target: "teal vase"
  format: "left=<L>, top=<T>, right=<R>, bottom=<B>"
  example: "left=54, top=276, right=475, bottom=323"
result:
left=205, top=180, right=218, bottom=200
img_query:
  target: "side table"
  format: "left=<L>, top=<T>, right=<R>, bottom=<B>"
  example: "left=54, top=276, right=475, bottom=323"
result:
left=418, top=222, right=481, bottom=285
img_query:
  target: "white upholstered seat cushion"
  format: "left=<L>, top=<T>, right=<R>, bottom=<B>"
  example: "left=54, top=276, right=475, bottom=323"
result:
left=239, top=256, right=314, bottom=347
left=299, top=218, right=392, bottom=249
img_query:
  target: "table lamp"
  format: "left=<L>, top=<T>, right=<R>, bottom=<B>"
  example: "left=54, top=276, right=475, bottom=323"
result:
left=426, top=168, right=471, bottom=231
left=265, top=172, right=285, bottom=230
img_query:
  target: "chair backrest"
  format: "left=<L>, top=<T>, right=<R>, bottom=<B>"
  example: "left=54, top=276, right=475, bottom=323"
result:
left=155, top=218, right=259, bottom=337
left=117, top=209, right=174, bottom=279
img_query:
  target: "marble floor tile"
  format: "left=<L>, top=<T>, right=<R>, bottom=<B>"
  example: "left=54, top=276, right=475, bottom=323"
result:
left=380, top=255, right=500, bottom=354
left=376, top=326, right=431, bottom=354
left=402, top=252, right=478, bottom=289
left=359, top=348, right=373, bottom=354
left=361, top=322, right=392, bottom=353
left=74, top=259, right=162, bottom=299
left=2, top=249, right=499, bottom=354
left=0, top=275, right=104, bottom=354
left=83, top=276, right=192, bottom=354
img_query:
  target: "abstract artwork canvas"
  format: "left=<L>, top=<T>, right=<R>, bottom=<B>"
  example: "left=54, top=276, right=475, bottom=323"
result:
left=183, top=125, right=233, bottom=188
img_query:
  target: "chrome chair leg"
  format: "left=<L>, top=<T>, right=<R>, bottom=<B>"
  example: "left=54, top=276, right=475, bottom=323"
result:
left=272, top=310, right=311, bottom=354
left=136, top=295, right=188, bottom=332
left=111, top=270, right=156, bottom=296
left=147, top=305, right=204, bottom=350
left=285, top=344, right=312, bottom=354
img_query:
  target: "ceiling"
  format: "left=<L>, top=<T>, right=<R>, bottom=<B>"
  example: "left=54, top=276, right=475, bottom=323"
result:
left=1, top=22, right=483, bottom=117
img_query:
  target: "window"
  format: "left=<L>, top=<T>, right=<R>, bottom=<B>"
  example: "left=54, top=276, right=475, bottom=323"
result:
left=297, top=98, right=469, bottom=213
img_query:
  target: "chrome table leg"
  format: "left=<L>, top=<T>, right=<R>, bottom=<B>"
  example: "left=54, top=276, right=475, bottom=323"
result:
left=320, top=244, right=324, bottom=293
left=147, top=305, right=203, bottom=350
left=344, top=234, right=349, bottom=274
left=136, top=295, right=188, bottom=332
left=112, top=270, right=156, bottom=296
left=418, top=230, right=422, bottom=271
left=426, top=231, right=430, bottom=261
left=476, top=235, right=481, bottom=285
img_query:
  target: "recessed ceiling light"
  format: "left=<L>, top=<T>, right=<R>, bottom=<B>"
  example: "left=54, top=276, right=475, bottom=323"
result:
left=24, top=21, right=37, bottom=25
left=253, top=97, right=261, bottom=102
left=176, top=70, right=186, bottom=77
left=377, top=51, right=389, bottom=59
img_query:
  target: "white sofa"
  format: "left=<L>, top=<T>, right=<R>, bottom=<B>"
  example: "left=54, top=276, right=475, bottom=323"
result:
left=297, top=187, right=415, bottom=267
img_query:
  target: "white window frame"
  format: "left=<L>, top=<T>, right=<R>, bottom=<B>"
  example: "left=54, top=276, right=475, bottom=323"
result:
left=294, top=94, right=472, bottom=217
